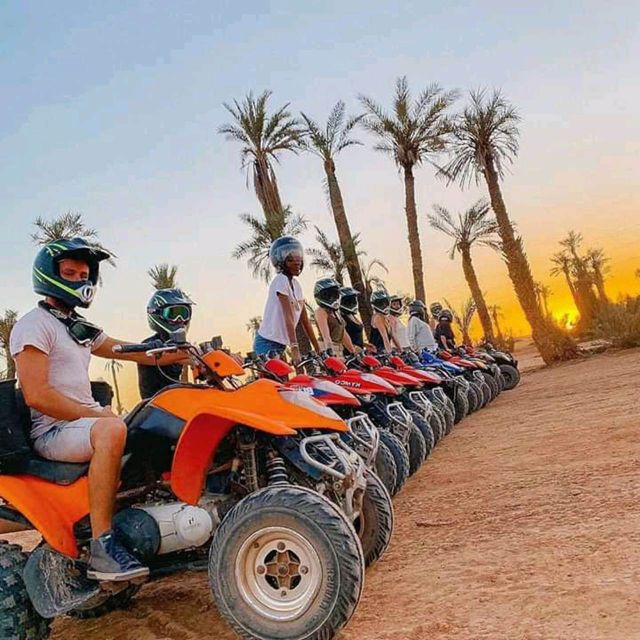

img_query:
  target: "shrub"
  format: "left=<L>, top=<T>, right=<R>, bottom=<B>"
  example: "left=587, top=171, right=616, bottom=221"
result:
left=594, top=296, right=640, bottom=348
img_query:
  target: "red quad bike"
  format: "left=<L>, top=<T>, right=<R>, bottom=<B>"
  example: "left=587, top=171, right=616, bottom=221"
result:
left=243, top=354, right=394, bottom=567
left=384, top=354, right=455, bottom=438
left=0, top=336, right=366, bottom=640
left=319, top=353, right=427, bottom=486
left=291, top=353, right=410, bottom=496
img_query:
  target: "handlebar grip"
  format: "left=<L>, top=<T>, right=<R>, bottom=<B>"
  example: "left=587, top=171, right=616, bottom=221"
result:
left=113, top=341, right=162, bottom=354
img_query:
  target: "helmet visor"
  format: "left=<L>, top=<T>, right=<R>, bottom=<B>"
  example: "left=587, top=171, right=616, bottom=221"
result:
left=162, top=304, right=192, bottom=324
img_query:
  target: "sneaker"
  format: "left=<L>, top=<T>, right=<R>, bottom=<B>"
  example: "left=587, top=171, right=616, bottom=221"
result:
left=87, top=530, right=150, bottom=582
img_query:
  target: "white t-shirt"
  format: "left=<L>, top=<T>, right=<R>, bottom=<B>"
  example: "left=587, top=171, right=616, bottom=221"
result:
left=392, top=317, right=411, bottom=349
left=408, top=315, right=437, bottom=351
left=258, top=274, right=304, bottom=346
left=10, top=306, right=106, bottom=438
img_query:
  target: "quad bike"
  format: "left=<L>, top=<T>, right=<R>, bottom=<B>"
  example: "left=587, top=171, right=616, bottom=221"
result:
left=477, top=343, right=521, bottom=390
left=0, top=336, right=366, bottom=640
left=243, top=353, right=394, bottom=566
left=438, top=350, right=494, bottom=408
left=299, top=353, right=411, bottom=496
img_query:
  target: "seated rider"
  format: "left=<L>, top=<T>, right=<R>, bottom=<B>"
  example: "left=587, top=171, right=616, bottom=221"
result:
left=369, top=289, right=401, bottom=353
left=429, top=301, right=443, bottom=331
left=10, top=238, right=186, bottom=582
left=313, top=278, right=357, bottom=357
left=137, top=288, right=194, bottom=400
left=434, top=309, right=457, bottom=350
left=339, top=286, right=367, bottom=350
left=388, top=295, right=411, bottom=350
left=253, top=236, right=319, bottom=362
left=407, top=300, right=438, bottom=352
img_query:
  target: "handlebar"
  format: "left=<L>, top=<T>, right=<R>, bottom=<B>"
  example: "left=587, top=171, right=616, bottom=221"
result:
left=112, top=340, right=164, bottom=354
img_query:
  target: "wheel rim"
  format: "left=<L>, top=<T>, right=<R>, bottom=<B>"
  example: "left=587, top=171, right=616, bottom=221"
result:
left=235, top=526, right=323, bottom=622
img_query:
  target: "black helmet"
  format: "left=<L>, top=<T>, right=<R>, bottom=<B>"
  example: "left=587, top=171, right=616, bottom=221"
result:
left=430, top=301, right=443, bottom=317
left=269, top=236, right=304, bottom=274
left=438, top=309, right=454, bottom=322
left=370, top=289, right=390, bottom=315
left=314, top=277, right=341, bottom=310
left=409, top=299, right=427, bottom=318
left=389, top=295, right=405, bottom=317
left=32, top=237, right=113, bottom=308
left=340, top=286, right=360, bottom=314
left=147, top=288, right=194, bottom=337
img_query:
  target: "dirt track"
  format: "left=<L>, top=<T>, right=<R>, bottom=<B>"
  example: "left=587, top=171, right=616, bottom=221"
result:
left=6, top=346, right=640, bottom=639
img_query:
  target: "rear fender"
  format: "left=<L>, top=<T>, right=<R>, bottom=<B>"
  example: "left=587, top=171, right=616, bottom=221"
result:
left=0, top=476, right=89, bottom=557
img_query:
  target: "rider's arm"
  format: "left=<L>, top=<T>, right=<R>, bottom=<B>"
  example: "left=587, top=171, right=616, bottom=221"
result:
left=388, top=317, right=402, bottom=351
left=92, top=336, right=189, bottom=365
left=408, top=317, right=418, bottom=351
left=314, top=308, right=331, bottom=349
left=15, top=347, right=110, bottom=420
left=300, top=306, right=320, bottom=353
left=342, top=330, right=357, bottom=354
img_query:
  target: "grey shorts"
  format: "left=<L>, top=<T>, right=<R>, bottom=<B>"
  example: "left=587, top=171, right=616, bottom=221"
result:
left=33, top=417, right=98, bottom=463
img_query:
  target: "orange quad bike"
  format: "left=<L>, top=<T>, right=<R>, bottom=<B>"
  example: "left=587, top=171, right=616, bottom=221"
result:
left=0, top=333, right=365, bottom=640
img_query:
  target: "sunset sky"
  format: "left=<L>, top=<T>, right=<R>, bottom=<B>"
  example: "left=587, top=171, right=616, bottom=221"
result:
left=2, top=1, right=639, bottom=408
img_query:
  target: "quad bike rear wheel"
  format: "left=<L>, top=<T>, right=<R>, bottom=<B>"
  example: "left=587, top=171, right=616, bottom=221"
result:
left=0, top=541, right=50, bottom=640
left=481, top=372, right=499, bottom=400
left=452, top=389, right=469, bottom=424
left=378, top=431, right=409, bottom=495
left=354, top=471, right=394, bottom=567
left=374, top=439, right=397, bottom=495
left=499, top=364, right=521, bottom=390
left=209, top=486, right=364, bottom=640
left=428, top=407, right=445, bottom=442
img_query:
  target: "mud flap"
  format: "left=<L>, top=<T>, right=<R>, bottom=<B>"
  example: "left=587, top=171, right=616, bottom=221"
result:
left=23, top=545, right=100, bottom=618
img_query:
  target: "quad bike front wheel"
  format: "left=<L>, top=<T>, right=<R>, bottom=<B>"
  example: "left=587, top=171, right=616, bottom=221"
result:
left=408, top=411, right=434, bottom=457
left=0, top=541, right=50, bottom=640
left=378, top=430, right=409, bottom=495
left=407, top=421, right=427, bottom=475
left=209, top=486, right=364, bottom=640
left=354, top=471, right=394, bottom=567
left=374, top=439, right=397, bottom=496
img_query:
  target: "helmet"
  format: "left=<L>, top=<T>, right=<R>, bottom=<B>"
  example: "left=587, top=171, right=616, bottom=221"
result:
left=430, top=301, right=443, bottom=317
left=370, top=289, right=390, bottom=315
left=147, top=288, right=195, bottom=337
left=408, top=299, right=427, bottom=318
left=389, top=295, right=405, bottom=317
left=438, top=309, right=454, bottom=322
left=314, top=277, right=341, bottom=310
left=32, top=237, right=112, bottom=308
left=340, top=286, right=360, bottom=314
left=269, top=236, right=304, bottom=274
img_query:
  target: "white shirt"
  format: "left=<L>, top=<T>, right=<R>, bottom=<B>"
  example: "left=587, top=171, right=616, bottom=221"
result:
left=391, top=316, right=411, bottom=349
left=408, top=315, right=437, bottom=351
left=258, top=273, right=304, bottom=346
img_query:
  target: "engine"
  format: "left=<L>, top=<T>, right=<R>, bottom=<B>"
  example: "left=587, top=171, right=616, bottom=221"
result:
left=114, top=500, right=221, bottom=559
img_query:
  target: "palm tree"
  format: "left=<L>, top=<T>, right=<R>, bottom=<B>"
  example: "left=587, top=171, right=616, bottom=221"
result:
left=550, top=251, right=580, bottom=310
left=104, top=359, right=124, bottom=415
left=636, top=268, right=640, bottom=279
left=359, top=77, right=458, bottom=302
left=444, top=297, right=476, bottom=346
left=428, top=199, right=499, bottom=341
left=300, top=102, right=371, bottom=327
left=219, top=91, right=304, bottom=235
left=246, top=316, right=262, bottom=340
left=534, top=282, right=552, bottom=317
left=361, top=257, right=389, bottom=301
left=31, top=212, right=115, bottom=264
left=0, top=310, right=18, bottom=379
left=585, top=248, right=610, bottom=303
left=233, top=206, right=307, bottom=283
left=489, top=304, right=504, bottom=342
left=147, top=264, right=178, bottom=290
left=441, top=88, right=574, bottom=363
left=307, top=226, right=365, bottom=286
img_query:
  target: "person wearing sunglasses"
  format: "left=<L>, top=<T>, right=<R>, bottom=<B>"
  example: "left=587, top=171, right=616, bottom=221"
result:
left=137, top=288, right=194, bottom=399
left=10, top=238, right=187, bottom=583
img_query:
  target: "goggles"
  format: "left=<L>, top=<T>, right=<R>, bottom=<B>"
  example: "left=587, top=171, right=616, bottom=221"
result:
left=161, top=305, right=192, bottom=324
left=40, top=302, right=103, bottom=347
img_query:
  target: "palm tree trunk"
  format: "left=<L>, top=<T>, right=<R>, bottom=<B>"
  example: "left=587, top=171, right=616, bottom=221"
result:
left=562, top=269, right=580, bottom=310
left=461, top=249, right=495, bottom=342
left=110, top=362, right=124, bottom=415
left=402, top=164, right=426, bottom=303
left=541, top=293, right=550, bottom=317
left=324, top=160, right=371, bottom=331
left=594, top=269, right=609, bottom=303
left=491, top=309, right=504, bottom=341
left=483, top=158, right=574, bottom=363
left=255, top=157, right=285, bottom=235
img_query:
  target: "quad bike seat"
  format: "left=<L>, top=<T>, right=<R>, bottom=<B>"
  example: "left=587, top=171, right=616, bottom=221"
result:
left=0, top=380, right=114, bottom=485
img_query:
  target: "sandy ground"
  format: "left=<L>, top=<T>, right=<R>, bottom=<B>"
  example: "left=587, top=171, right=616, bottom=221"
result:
left=3, top=345, right=639, bottom=640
